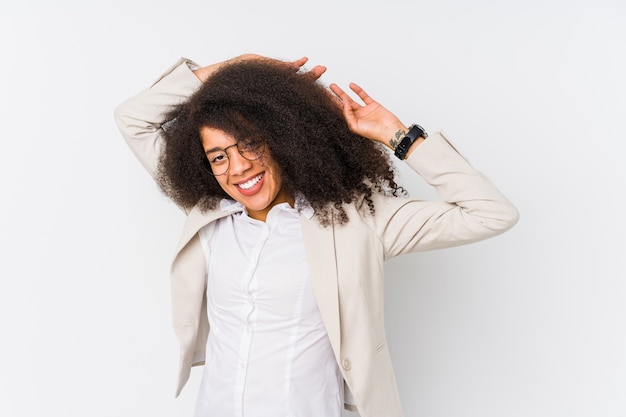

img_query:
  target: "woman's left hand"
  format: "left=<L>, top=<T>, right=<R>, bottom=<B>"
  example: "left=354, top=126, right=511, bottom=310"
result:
left=329, top=82, right=407, bottom=149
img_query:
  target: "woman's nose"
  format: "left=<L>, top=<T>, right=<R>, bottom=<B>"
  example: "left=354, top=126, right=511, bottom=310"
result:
left=228, top=148, right=252, bottom=175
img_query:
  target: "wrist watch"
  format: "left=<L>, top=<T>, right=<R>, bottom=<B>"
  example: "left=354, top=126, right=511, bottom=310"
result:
left=394, top=124, right=428, bottom=160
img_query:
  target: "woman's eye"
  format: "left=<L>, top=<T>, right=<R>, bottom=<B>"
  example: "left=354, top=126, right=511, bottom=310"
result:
left=209, top=153, right=227, bottom=164
left=250, top=141, right=263, bottom=150
left=241, top=141, right=263, bottom=156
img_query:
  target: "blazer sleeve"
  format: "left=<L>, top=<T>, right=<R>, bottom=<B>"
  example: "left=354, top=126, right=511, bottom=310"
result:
left=113, top=57, right=202, bottom=178
left=370, top=131, right=520, bottom=260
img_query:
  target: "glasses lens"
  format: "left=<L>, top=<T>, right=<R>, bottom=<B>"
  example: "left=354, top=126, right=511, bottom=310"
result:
left=205, top=150, right=229, bottom=176
left=239, top=140, right=264, bottom=161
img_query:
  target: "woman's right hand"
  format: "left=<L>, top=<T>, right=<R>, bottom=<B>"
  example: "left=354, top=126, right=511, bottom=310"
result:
left=193, top=54, right=326, bottom=82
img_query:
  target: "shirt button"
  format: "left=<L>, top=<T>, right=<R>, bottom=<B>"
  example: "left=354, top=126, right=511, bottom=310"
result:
left=342, top=358, right=351, bottom=371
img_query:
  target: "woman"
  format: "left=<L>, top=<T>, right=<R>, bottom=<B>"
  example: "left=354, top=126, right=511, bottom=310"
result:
left=114, top=54, right=518, bottom=417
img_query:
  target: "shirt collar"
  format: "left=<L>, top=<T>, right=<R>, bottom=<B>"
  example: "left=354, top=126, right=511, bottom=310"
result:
left=218, top=193, right=315, bottom=220
left=219, top=199, right=245, bottom=213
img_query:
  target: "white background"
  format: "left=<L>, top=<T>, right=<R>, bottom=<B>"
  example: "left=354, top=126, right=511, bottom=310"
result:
left=1, top=1, right=625, bottom=416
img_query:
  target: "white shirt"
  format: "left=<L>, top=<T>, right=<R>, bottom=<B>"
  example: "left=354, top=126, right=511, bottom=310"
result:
left=194, top=200, right=342, bottom=417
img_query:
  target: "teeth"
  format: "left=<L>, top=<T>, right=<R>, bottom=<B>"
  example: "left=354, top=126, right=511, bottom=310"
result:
left=238, top=173, right=263, bottom=190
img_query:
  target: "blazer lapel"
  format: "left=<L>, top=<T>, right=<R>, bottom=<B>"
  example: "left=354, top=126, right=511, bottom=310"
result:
left=299, top=215, right=341, bottom=355
left=173, top=205, right=236, bottom=257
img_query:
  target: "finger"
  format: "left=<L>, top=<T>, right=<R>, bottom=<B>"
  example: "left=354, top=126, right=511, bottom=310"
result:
left=349, top=82, right=375, bottom=104
left=330, top=83, right=365, bottom=112
left=325, top=84, right=344, bottom=108
left=307, top=65, right=327, bottom=79
left=331, top=83, right=368, bottom=112
left=329, top=84, right=350, bottom=108
left=329, top=83, right=351, bottom=101
left=288, top=56, right=309, bottom=70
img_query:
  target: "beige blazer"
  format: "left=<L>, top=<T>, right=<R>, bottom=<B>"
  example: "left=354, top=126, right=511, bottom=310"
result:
left=114, top=58, right=519, bottom=417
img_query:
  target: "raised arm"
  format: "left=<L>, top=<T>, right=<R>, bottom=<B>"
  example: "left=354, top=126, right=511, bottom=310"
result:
left=114, top=58, right=201, bottom=178
left=114, top=55, right=326, bottom=178
left=329, top=82, right=519, bottom=256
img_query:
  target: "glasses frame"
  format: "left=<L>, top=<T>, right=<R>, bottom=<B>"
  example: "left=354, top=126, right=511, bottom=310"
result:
left=201, top=141, right=265, bottom=176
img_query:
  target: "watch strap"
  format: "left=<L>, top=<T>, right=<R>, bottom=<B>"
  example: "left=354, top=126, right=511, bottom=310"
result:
left=394, top=124, right=428, bottom=160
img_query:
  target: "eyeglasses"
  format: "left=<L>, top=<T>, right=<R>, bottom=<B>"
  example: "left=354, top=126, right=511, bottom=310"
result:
left=202, top=140, right=265, bottom=176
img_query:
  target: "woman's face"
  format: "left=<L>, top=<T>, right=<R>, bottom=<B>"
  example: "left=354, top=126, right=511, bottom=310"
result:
left=200, top=126, right=293, bottom=222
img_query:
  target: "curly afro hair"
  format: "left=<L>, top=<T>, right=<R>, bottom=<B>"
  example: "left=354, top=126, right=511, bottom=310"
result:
left=156, top=59, right=404, bottom=225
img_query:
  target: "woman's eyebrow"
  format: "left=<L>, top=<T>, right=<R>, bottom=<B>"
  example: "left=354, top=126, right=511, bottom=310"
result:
left=204, top=146, right=224, bottom=154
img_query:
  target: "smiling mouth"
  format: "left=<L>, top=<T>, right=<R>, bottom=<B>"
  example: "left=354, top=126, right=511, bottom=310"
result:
left=237, top=173, right=264, bottom=190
